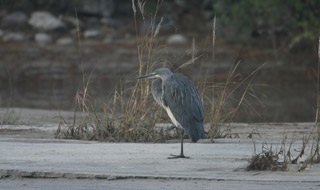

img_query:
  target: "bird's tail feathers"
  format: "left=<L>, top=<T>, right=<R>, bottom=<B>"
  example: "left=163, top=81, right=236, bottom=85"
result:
left=186, top=121, right=204, bottom=143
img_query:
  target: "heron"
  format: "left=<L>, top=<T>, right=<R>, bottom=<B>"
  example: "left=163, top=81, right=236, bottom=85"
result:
left=137, top=68, right=204, bottom=159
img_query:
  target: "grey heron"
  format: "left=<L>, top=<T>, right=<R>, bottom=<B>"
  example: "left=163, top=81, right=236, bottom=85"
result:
left=137, top=68, right=204, bottom=159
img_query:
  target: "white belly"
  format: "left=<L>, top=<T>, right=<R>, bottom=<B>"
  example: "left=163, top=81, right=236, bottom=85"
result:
left=165, top=106, right=182, bottom=128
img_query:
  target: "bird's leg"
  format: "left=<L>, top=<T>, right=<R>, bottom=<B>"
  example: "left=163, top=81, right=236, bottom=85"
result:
left=168, top=129, right=190, bottom=159
left=165, top=125, right=177, bottom=132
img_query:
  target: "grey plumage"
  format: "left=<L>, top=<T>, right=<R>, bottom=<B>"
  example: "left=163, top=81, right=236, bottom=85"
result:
left=137, top=68, right=205, bottom=158
left=161, top=73, right=204, bottom=142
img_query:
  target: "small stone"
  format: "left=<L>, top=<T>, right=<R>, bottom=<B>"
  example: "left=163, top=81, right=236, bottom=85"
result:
left=62, top=173, right=76, bottom=179
left=28, top=11, right=65, bottom=31
left=103, top=37, right=113, bottom=44
left=86, top=18, right=100, bottom=27
left=83, top=29, right=101, bottom=38
left=174, top=0, right=187, bottom=7
left=167, top=34, right=188, bottom=45
left=1, top=11, right=28, bottom=28
left=35, top=33, right=52, bottom=45
left=107, top=175, right=117, bottom=180
left=19, top=171, right=32, bottom=177
left=76, top=0, right=115, bottom=17
left=56, top=37, right=74, bottom=45
left=100, top=17, right=122, bottom=28
left=95, top=174, right=109, bottom=179
left=44, top=172, right=62, bottom=178
left=63, top=16, right=84, bottom=28
left=2, top=32, right=25, bottom=42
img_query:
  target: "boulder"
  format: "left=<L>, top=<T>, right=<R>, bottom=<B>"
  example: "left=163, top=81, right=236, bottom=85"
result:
left=63, top=16, right=84, bottom=29
left=56, top=37, right=74, bottom=45
left=28, top=11, right=65, bottom=31
left=35, top=33, right=52, bottom=45
left=1, top=11, right=28, bottom=28
left=2, top=32, right=25, bottom=42
left=167, top=34, right=188, bottom=45
left=75, top=0, right=115, bottom=17
left=83, top=29, right=101, bottom=38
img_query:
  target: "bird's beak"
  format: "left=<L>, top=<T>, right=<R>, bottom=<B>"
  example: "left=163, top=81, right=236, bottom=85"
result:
left=136, top=72, right=157, bottom=79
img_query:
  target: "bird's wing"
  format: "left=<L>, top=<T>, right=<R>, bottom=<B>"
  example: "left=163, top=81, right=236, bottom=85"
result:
left=163, top=74, right=204, bottom=141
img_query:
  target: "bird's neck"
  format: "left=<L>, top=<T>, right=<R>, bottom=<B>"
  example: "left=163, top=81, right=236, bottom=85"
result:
left=161, top=74, right=172, bottom=81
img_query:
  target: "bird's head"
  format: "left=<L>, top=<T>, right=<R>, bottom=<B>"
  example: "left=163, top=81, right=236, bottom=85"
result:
left=136, top=68, right=173, bottom=80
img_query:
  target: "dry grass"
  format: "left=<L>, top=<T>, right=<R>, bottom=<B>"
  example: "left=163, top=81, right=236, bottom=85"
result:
left=57, top=0, right=169, bottom=142
left=247, top=144, right=287, bottom=171
left=198, top=17, right=265, bottom=140
left=295, top=36, right=320, bottom=172
left=247, top=127, right=319, bottom=172
left=204, top=62, right=265, bottom=140
left=57, top=1, right=264, bottom=143
left=0, top=73, right=20, bottom=125
left=247, top=135, right=289, bottom=171
left=247, top=36, right=320, bottom=172
left=0, top=109, right=20, bottom=125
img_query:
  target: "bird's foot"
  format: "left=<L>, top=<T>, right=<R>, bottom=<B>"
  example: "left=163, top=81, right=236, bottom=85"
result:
left=165, top=125, right=177, bottom=132
left=167, top=154, right=190, bottom=159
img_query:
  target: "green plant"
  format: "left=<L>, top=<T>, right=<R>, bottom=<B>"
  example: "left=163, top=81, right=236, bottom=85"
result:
left=213, top=0, right=320, bottom=43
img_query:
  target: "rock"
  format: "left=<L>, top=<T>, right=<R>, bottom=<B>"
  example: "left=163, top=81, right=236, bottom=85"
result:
left=0, top=30, right=3, bottom=37
left=0, top=10, right=7, bottom=18
left=75, top=0, right=115, bottom=17
left=2, top=32, right=25, bottom=42
left=56, top=37, right=74, bottom=45
left=28, top=11, right=65, bottom=31
left=1, top=11, right=28, bottom=28
left=139, top=17, right=175, bottom=35
left=83, top=29, right=101, bottom=38
left=86, top=17, right=100, bottom=27
left=103, top=37, right=113, bottom=44
left=174, top=0, right=187, bottom=7
left=167, top=34, right=188, bottom=45
left=113, top=1, right=131, bottom=17
left=101, top=17, right=126, bottom=28
left=34, top=33, right=52, bottom=45
left=63, top=16, right=84, bottom=29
